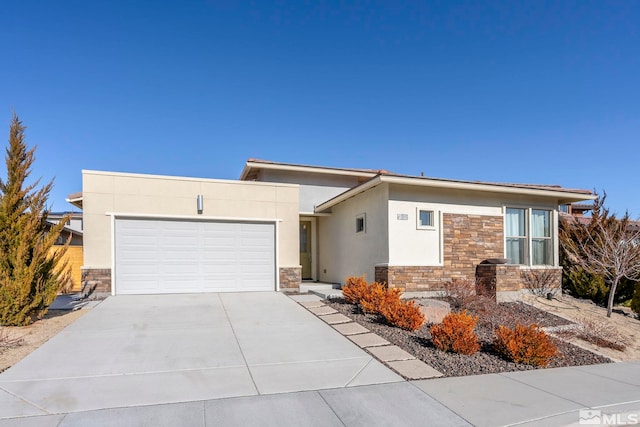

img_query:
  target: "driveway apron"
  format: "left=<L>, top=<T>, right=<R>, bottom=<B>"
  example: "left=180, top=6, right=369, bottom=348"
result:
left=0, top=293, right=401, bottom=417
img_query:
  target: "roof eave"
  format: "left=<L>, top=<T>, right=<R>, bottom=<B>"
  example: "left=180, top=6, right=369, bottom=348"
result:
left=315, top=176, right=383, bottom=212
left=66, top=197, right=83, bottom=209
left=315, top=175, right=595, bottom=212
left=241, top=160, right=379, bottom=180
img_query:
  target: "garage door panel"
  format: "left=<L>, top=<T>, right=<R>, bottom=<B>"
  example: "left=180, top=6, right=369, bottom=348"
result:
left=115, top=219, right=275, bottom=294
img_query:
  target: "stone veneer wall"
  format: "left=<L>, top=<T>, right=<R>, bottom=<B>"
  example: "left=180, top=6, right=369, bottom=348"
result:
left=81, top=267, right=301, bottom=294
left=476, top=264, right=562, bottom=299
left=279, top=267, right=302, bottom=290
left=376, top=213, right=504, bottom=291
left=81, top=268, right=112, bottom=295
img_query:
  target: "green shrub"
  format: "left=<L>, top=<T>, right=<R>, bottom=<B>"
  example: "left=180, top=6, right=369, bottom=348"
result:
left=562, top=267, right=608, bottom=305
left=631, top=284, right=640, bottom=318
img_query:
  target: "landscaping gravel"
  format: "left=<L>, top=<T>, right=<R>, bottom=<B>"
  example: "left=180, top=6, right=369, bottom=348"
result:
left=325, top=298, right=611, bottom=377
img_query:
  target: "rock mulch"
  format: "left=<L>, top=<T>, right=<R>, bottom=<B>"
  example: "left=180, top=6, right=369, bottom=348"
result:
left=289, top=294, right=443, bottom=379
left=325, top=298, right=612, bottom=378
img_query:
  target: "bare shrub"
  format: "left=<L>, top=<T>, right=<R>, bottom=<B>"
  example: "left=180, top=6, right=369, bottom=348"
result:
left=0, top=328, right=24, bottom=353
left=466, top=296, right=504, bottom=331
left=442, top=279, right=476, bottom=309
left=521, top=269, right=559, bottom=297
left=556, top=317, right=626, bottom=351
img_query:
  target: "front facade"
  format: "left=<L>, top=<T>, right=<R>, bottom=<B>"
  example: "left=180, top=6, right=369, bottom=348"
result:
left=72, top=159, right=595, bottom=298
left=73, top=170, right=299, bottom=295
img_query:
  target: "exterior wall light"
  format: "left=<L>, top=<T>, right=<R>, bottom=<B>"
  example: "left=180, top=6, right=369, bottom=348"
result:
left=197, top=194, right=204, bottom=214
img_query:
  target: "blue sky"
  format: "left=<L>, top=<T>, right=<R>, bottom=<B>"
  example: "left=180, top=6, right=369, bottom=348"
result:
left=1, top=1, right=639, bottom=216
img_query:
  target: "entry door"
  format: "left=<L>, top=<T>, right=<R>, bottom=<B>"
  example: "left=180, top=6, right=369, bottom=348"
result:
left=300, top=221, right=312, bottom=280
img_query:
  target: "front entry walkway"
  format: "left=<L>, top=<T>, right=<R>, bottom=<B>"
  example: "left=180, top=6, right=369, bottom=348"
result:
left=0, top=293, right=401, bottom=418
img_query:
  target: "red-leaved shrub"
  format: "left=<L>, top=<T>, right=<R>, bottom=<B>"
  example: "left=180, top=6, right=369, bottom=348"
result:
left=430, top=310, right=480, bottom=355
left=360, top=282, right=402, bottom=315
left=494, top=324, right=557, bottom=367
left=342, top=277, right=424, bottom=331
left=381, top=299, right=425, bottom=331
left=342, top=276, right=369, bottom=304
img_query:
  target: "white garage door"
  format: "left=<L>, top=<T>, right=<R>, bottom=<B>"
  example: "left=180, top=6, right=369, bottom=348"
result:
left=114, top=218, right=276, bottom=294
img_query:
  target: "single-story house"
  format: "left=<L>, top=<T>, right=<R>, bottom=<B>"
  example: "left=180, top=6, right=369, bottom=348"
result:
left=67, top=159, right=595, bottom=299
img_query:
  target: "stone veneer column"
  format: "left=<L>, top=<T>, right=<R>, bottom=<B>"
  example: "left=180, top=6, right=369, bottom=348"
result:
left=279, top=267, right=302, bottom=290
left=476, top=264, right=563, bottom=301
left=81, top=268, right=112, bottom=296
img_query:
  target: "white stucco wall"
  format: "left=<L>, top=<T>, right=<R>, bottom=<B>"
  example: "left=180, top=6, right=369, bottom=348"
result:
left=318, top=183, right=389, bottom=284
left=258, top=169, right=363, bottom=213
left=82, top=170, right=300, bottom=271
left=388, top=185, right=562, bottom=267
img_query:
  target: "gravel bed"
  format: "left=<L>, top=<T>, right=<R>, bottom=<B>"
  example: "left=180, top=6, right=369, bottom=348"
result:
left=325, top=298, right=611, bottom=377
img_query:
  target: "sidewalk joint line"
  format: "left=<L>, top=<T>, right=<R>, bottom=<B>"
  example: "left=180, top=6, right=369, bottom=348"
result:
left=497, top=373, right=587, bottom=407
left=316, top=391, right=348, bottom=427
left=344, top=358, right=374, bottom=387
left=0, top=384, right=52, bottom=416
left=573, top=365, right=640, bottom=388
left=218, top=293, right=261, bottom=396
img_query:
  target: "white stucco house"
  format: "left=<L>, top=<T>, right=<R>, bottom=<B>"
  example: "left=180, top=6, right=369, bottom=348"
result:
left=68, top=159, right=595, bottom=299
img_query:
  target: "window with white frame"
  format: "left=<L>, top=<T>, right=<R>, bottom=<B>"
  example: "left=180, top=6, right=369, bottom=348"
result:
left=356, top=214, right=366, bottom=233
left=531, top=209, right=552, bottom=265
left=505, top=208, right=553, bottom=265
left=417, top=208, right=435, bottom=229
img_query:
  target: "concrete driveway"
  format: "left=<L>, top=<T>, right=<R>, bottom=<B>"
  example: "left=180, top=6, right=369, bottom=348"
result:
left=0, top=292, right=401, bottom=417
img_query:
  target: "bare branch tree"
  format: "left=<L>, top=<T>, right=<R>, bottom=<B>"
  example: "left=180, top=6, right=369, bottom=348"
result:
left=560, top=193, right=640, bottom=317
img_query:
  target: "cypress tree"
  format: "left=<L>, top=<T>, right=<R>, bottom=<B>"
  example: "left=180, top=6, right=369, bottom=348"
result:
left=0, top=114, right=70, bottom=325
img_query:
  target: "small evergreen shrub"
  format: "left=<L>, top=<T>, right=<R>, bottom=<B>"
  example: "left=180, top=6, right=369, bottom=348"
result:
left=430, top=311, right=480, bottom=355
left=342, top=276, right=369, bottom=304
left=342, top=277, right=423, bottom=330
left=494, top=324, right=557, bottom=367
left=381, top=299, right=425, bottom=331
left=360, top=282, right=402, bottom=315
left=630, top=284, right=640, bottom=318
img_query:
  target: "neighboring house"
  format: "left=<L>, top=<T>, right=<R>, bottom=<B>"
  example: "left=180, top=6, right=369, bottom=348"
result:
left=68, top=159, right=595, bottom=300
left=560, top=202, right=640, bottom=232
left=45, top=212, right=84, bottom=292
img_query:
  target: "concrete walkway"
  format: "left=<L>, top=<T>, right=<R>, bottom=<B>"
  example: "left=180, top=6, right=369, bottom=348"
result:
left=1, top=293, right=639, bottom=426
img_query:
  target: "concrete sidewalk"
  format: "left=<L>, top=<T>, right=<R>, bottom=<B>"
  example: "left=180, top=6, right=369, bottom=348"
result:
left=1, top=362, right=638, bottom=426
left=415, top=361, right=640, bottom=426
